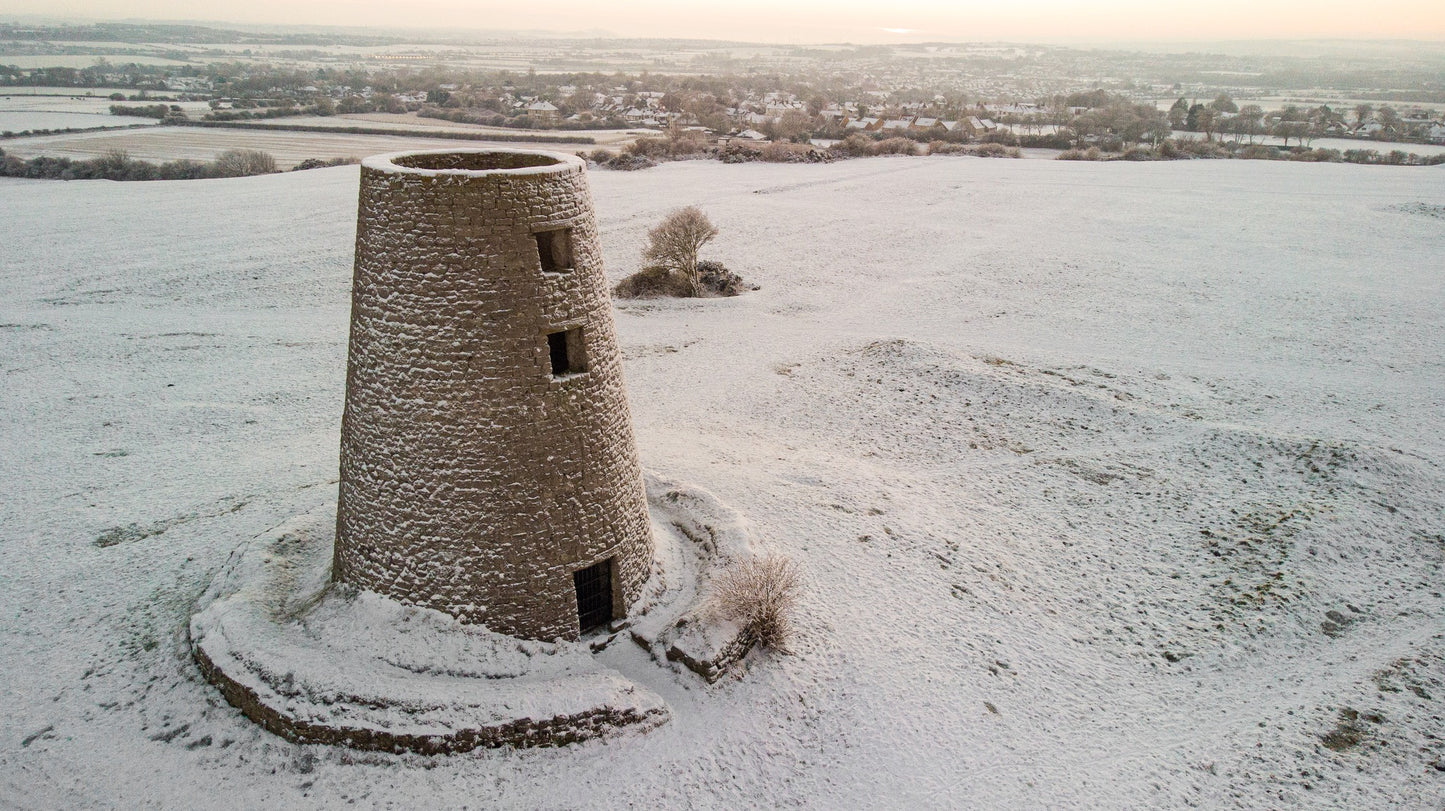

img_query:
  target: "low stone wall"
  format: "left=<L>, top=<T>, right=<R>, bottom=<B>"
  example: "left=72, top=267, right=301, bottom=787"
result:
left=189, top=503, right=669, bottom=754
left=192, top=640, right=664, bottom=753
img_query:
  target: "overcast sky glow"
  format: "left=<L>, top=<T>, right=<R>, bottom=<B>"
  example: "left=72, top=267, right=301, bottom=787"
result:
left=9, top=0, right=1445, bottom=42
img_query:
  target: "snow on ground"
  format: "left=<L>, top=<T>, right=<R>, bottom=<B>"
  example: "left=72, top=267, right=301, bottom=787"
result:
left=1, top=156, right=1443, bottom=808
left=0, top=125, right=602, bottom=169
left=1170, top=131, right=1445, bottom=157
left=278, top=113, right=647, bottom=145
left=0, top=96, right=216, bottom=135
left=0, top=95, right=167, bottom=134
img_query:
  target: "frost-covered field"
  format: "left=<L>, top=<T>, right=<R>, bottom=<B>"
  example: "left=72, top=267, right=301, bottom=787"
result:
left=1170, top=130, right=1445, bottom=157
left=0, top=96, right=214, bottom=135
left=0, top=125, right=602, bottom=169
left=1, top=157, right=1443, bottom=808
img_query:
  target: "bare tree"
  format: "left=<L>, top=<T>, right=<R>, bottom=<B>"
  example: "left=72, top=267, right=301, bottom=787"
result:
left=642, top=206, right=719, bottom=297
left=1238, top=104, right=1265, bottom=144
left=1195, top=106, right=1218, bottom=142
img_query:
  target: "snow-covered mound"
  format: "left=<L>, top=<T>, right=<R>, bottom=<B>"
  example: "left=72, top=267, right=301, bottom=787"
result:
left=189, top=502, right=669, bottom=753
left=1, top=157, right=1442, bottom=807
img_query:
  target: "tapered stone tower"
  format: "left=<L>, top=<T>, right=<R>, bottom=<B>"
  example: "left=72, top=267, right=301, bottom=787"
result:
left=333, top=148, right=652, bottom=641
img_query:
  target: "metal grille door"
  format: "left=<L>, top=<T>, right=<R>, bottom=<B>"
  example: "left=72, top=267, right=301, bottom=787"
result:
left=573, top=558, right=613, bottom=634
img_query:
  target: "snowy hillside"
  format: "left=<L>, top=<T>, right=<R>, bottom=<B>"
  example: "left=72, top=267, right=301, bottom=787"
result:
left=1, top=156, right=1442, bottom=808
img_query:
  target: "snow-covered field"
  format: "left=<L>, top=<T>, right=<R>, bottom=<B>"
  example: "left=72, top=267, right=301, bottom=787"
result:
left=0, top=112, right=142, bottom=133
left=1, top=157, right=1443, bottom=808
left=0, top=96, right=215, bottom=135
left=1171, top=130, right=1445, bottom=157
left=0, top=125, right=603, bottom=169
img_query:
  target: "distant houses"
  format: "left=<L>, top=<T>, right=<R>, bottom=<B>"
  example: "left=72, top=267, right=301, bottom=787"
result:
left=523, top=100, right=559, bottom=125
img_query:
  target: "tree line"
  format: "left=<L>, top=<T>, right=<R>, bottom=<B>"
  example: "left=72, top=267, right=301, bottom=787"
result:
left=0, top=147, right=355, bottom=181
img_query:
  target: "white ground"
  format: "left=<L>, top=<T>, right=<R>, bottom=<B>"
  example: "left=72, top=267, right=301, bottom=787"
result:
left=0, top=97, right=214, bottom=135
left=0, top=125, right=604, bottom=169
left=1, top=157, right=1443, bottom=808
left=291, top=113, right=648, bottom=145
left=0, top=112, right=146, bottom=134
left=1170, top=130, right=1445, bottom=157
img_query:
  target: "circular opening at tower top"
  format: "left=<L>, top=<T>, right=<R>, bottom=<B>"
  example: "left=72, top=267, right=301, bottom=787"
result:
left=382, top=150, right=568, bottom=173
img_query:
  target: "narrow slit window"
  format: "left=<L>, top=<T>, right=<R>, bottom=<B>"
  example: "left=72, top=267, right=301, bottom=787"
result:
left=546, top=327, right=586, bottom=377
left=574, top=558, right=613, bottom=634
left=534, top=228, right=572, bottom=273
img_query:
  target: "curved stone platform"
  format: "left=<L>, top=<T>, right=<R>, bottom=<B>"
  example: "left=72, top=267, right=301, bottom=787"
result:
left=190, top=503, right=668, bottom=753
left=189, top=474, right=762, bottom=753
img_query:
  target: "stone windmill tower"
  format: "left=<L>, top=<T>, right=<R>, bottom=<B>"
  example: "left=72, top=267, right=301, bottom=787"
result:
left=332, top=149, right=653, bottom=641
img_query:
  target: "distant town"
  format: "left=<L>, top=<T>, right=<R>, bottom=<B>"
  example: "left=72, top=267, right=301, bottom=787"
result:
left=2, top=22, right=1444, bottom=175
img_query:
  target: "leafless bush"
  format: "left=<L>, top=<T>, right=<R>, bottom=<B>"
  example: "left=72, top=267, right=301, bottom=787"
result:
left=830, top=133, right=874, bottom=157
left=709, top=553, right=802, bottom=651
left=292, top=157, right=359, bottom=171
left=213, top=149, right=278, bottom=177
left=1119, top=146, right=1158, bottom=161
left=872, top=137, right=917, bottom=156
left=971, top=143, right=1021, bottom=158
left=604, top=154, right=657, bottom=171
left=625, top=136, right=671, bottom=159
left=759, top=141, right=798, bottom=162
left=666, top=129, right=711, bottom=157
left=1240, top=144, right=1280, bottom=160
left=612, top=265, right=693, bottom=298
left=1178, top=138, right=1225, bottom=159
left=981, top=130, right=1022, bottom=146
left=928, top=141, right=1020, bottom=158
left=696, top=260, right=749, bottom=296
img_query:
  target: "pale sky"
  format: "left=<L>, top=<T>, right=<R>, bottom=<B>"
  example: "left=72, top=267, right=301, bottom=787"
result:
left=9, top=0, right=1445, bottom=43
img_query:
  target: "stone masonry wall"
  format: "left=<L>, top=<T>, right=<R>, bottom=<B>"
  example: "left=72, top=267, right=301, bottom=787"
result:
left=334, top=149, right=653, bottom=641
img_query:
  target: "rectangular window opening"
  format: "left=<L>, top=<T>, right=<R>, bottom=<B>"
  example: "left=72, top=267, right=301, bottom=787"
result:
left=546, top=326, right=587, bottom=377
left=574, top=558, right=614, bottom=634
left=534, top=228, right=572, bottom=274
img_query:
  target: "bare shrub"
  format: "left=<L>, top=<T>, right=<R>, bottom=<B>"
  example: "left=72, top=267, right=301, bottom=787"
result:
left=213, top=149, right=278, bottom=177
left=1240, top=144, right=1280, bottom=161
left=1178, top=138, right=1225, bottom=159
left=980, top=130, right=1021, bottom=146
left=971, top=142, right=1021, bottom=158
left=625, top=136, right=670, bottom=159
left=1289, top=148, right=1343, bottom=163
left=615, top=258, right=748, bottom=299
left=759, top=141, right=797, bottom=162
left=928, top=141, right=1020, bottom=158
left=709, top=553, right=802, bottom=652
left=830, top=133, right=874, bottom=157
left=604, top=154, right=657, bottom=171
left=666, top=129, right=711, bottom=157
left=612, top=266, right=693, bottom=298
left=717, top=143, right=763, bottom=163
left=872, top=137, right=917, bottom=156
left=292, top=157, right=359, bottom=171
left=697, top=259, right=749, bottom=296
